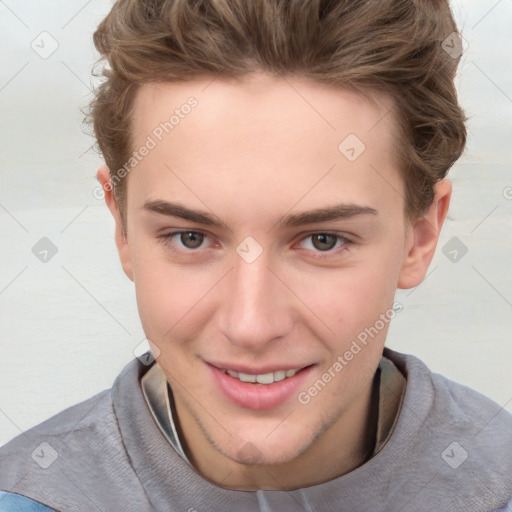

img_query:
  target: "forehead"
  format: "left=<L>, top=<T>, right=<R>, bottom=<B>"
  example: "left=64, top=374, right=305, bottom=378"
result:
left=128, top=74, right=403, bottom=219
left=132, top=73, right=397, bottom=143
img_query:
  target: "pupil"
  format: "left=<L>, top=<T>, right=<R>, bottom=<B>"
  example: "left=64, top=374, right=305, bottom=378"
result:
left=181, top=232, right=204, bottom=249
left=312, top=234, right=336, bottom=251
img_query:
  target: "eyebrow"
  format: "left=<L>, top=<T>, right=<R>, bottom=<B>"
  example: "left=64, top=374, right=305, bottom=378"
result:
left=142, top=199, right=378, bottom=229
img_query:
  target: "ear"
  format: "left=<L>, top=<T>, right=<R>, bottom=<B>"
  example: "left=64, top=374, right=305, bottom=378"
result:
left=398, top=179, right=451, bottom=289
left=96, top=166, right=135, bottom=282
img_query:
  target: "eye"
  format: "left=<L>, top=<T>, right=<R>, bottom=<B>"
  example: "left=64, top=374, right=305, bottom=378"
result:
left=159, top=230, right=208, bottom=251
left=299, top=233, right=352, bottom=255
left=158, top=230, right=354, bottom=258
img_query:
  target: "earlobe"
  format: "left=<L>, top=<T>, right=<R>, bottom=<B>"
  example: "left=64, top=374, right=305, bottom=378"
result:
left=397, top=180, right=452, bottom=289
left=96, top=166, right=135, bottom=282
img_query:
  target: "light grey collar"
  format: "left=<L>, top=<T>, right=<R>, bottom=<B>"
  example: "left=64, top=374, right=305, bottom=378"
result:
left=141, top=362, right=192, bottom=466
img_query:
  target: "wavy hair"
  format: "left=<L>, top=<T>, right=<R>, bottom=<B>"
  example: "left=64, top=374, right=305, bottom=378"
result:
left=87, top=0, right=467, bottom=223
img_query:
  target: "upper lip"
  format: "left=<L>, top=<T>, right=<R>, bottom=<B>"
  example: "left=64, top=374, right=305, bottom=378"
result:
left=206, top=360, right=313, bottom=375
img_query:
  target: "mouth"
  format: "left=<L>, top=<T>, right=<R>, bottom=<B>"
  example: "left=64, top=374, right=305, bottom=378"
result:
left=206, top=362, right=316, bottom=410
left=216, top=365, right=311, bottom=384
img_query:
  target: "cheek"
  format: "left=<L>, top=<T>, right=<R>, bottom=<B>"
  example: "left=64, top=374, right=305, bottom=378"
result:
left=130, top=243, right=221, bottom=360
left=130, top=246, right=192, bottom=337
left=296, top=247, right=402, bottom=337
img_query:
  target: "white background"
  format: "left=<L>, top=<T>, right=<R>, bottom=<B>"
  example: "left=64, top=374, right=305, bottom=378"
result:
left=0, top=0, right=511, bottom=446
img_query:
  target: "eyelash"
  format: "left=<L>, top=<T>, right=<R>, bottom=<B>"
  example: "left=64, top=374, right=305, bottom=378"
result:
left=158, top=230, right=355, bottom=259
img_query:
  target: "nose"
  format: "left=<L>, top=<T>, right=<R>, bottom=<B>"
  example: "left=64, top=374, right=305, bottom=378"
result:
left=217, top=249, right=294, bottom=352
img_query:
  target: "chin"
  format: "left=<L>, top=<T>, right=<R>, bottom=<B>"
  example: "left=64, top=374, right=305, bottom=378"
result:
left=220, top=432, right=312, bottom=467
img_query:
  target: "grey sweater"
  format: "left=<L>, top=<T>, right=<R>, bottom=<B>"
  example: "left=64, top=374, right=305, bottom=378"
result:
left=0, top=348, right=511, bottom=512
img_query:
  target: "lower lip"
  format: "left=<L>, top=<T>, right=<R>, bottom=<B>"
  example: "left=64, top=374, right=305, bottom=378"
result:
left=207, top=363, right=315, bottom=411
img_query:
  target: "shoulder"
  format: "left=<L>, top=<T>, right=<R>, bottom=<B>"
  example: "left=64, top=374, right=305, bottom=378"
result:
left=0, top=358, right=150, bottom=512
left=383, top=348, right=512, bottom=509
left=0, top=386, right=116, bottom=500
left=0, top=357, right=143, bottom=457
left=0, top=384, right=115, bottom=465
left=388, top=347, right=512, bottom=434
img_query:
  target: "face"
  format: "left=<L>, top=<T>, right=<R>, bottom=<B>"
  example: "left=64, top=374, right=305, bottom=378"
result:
left=99, top=72, right=449, bottom=486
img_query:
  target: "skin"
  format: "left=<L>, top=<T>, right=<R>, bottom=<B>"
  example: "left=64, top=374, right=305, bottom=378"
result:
left=97, top=72, right=451, bottom=491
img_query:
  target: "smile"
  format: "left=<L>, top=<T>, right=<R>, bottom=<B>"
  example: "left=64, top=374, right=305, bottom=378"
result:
left=208, top=363, right=316, bottom=410
left=220, top=367, right=301, bottom=384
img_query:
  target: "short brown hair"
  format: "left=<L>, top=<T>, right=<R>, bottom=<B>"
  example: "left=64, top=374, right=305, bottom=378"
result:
left=87, top=0, right=467, bottom=224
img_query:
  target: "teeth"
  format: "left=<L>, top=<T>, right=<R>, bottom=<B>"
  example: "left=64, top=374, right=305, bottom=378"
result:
left=238, top=372, right=256, bottom=383
left=273, top=370, right=286, bottom=382
left=256, top=372, right=274, bottom=384
left=223, top=367, right=301, bottom=384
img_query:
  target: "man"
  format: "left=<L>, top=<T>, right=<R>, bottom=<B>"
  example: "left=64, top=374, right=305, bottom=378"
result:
left=1, top=0, right=511, bottom=511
